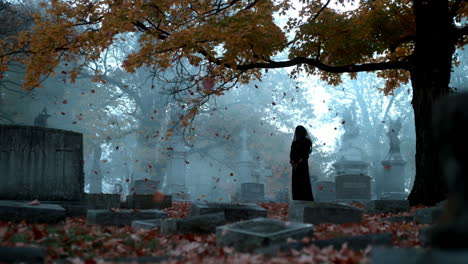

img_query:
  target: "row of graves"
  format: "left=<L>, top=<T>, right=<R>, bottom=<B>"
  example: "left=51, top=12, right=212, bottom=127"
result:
left=2, top=94, right=468, bottom=263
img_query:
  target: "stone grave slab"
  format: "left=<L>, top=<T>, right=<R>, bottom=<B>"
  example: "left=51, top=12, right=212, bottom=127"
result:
left=414, top=207, right=442, bottom=224
left=216, top=217, right=313, bottom=252
left=371, top=247, right=468, bottom=264
left=161, top=213, right=226, bottom=235
left=365, top=200, right=410, bottom=214
left=382, top=215, right=414, bottom=223
left=255, top=232, right=392, bottom=255
left=289, top=201, right=363, bottom=224
left=312, top=181, right=336, bottom=202
left=189, top=202, right=267, bottom=222
left=126, top=194, right=172, bottom=209
left=335, top=174, right=371, bottom=200
left=132, top=179, right=161, bottom=194
left=240, top=183, right=265, bottom=202
left=0, top=246, right=45, bottom=264
left=0, top=200, right=66, bottom=223
left=131, top=219, right=163, bottom=230
left=87, top=209, right=168, bottom=226
left=86, top=194, right=121, bottom=209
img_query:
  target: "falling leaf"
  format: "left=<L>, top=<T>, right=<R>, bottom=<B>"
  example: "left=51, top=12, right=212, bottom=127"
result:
left=148, top=164, right=152, bottom=169
left=101, top=160, right=108, bottom=163
left=91, top=89, right=96, bottom=93
left=144, top=178, right=149, bottom=182
left=230, top=172, right=234, bottom=176
left=319, top=186, right=324, bottom=191
left=115, top=146, right=119, bottom=150
left=342, top=120, right=346, bottom=124
left=167, top=147, right=174, bottom=151
left=62, top=99, right=68, bottom=104
left=185, top=160, right=190, bottom=164
left=272, top=102, right=276, bottom=105
left=125, top=179, right=129, bottom=182
left=61, top=112, right=66, bottom=115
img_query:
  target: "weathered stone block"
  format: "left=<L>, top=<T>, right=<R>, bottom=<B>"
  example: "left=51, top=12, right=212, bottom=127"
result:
left=131, top=219, right=162, bottom=230
left=216, top=217, right=313, bottom=252
left=86, top=193, right=121, bottom=209
left=365, top=200, right=410, bottom=214
left=126, top=194, right=172, bottom=209
left=0, top=125, right=84, bottom=202
left=0, top=200, right=66, bottom=223
left=371, top=247, right=468, bottom=264
left=131, top=179, right=161, bottom=194
left=0, top=246, right=45, bottom=264
left=87, top=209, right=167, bottom=225
left=289, top=201, right=363, bottom=224
left=335, top=174, right=372, bottom=200
left=189, top=202, right=267, bottom=222
left=161, top=213, right=226, bottom=235
left=240, top=183, right=265, bottom=202
left=414, top=207, right=442, bottom=224
left=382, top=215, right=414, bottom=223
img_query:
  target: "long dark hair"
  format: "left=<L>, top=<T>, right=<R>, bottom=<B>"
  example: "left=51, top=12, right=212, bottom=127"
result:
left=293, top=125, right=312, bottom=154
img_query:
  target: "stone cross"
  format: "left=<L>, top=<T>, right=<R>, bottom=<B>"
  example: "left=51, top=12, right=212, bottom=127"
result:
left=33, top=107, right=51, bottom=127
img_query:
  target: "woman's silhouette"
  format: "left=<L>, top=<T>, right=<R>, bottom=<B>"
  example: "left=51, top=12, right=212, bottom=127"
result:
left=290, top=125, right=314, bottom=201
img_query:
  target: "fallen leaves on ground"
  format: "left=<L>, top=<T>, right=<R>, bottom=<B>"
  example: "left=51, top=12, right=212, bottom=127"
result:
left=0, top=202, right=430, bottom=263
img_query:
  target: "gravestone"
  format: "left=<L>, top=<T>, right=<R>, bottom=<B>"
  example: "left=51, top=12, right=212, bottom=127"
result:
left=161, top=213, right=226, bottom=235
left=428, top=93, right=468, bottom=248
left=131, top=179, right=160, bottom=194
left=0, top=125, right=84, bottom=202
left=381, top=117, right=408, bottom=200
left=132, top=219, right=163, bottom=230
left=216, top=217, right=313, bottom=252
left=85, top=193, right=121, bottom=209
left=189, top=202, right=267, bottom=222
left=87, top=209, right=168, bottom=226
left=126, top=194, right=172, bottom=209
left=289, top=201, right=363, bottom=224
left=240, top=183, right=265, bottom=202
left=0, top=200, right=66, bottom=223
left=335, top=174, right=371, bottom=200
left=312, top=180, right=336, bottom=202
left=365, top=200, right=410, bottom=214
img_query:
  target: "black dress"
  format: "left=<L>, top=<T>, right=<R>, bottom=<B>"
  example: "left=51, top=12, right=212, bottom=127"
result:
left=290, top=138, right=314, bottom=201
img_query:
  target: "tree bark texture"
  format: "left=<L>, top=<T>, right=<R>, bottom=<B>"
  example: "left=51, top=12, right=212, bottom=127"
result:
left=408, top=0, right=456, bottom=206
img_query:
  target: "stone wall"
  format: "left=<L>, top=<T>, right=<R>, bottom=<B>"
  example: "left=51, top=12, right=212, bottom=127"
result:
left=0, top=125, right=84, bottom=201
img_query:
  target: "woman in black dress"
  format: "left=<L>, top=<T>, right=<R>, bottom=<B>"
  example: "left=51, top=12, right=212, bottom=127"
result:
left=290, top=125, right=314, bottom=201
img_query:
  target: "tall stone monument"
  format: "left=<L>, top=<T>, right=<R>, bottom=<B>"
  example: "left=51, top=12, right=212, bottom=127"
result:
left=237, top=128, right=264, bottom=202
left=381, top=117, right=408, bottom=200
left=164, top=134, right=189, bottom=200
left=333, top=102, right=371, bottom=202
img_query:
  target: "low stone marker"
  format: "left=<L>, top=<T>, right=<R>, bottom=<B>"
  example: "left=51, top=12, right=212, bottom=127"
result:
left=87, top=209, right=168, bottom=225
left=0, top=200, right=66, bottom=223
left=240, top=183, right=265, bottom=202
left=255, top=232, right=393, bottom=255
left=414, top=207, right=442, bottom=224
left=161, top=213, right=226, bottom=235
left=216, top=217, right=313, bottom=252
left=86, top=193, right=121, bottom=209
left=371, top=247, right=468, bottom=264
left=131, top=219, right=163, bottom=230
left=126, top=194, right=172, bottom=210
left=365, top=200, right=410, bottom=214
left=289, top=201, right=363, bottom=224
left=0, top=246, right=45, bottom=264
left=189, top=202, right=267, bottom=222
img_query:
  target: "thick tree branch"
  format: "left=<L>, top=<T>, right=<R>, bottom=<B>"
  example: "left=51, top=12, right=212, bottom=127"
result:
left=235, top=57, right=410, bottom=73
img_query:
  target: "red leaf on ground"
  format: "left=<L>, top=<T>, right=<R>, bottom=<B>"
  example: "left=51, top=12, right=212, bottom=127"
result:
left=28, top=199, right=40, bottom=206
left=62, top=100, right=68, bottom=104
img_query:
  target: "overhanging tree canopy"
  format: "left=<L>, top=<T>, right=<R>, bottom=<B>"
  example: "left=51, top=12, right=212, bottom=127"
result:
left=0, top=0, right=467, bottom=205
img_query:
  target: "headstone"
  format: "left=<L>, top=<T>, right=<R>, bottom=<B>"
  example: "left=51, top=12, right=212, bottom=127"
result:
left=365, top=200, right=410, bottom=214
left=0, top=246, right=45, bottom=264
left=240, top=183, right=265, bottom=202
left=335, top=174, right=371, bottom=200
left=164, top=135, right=189, bottom=200
left=126, top=194, right=172, bottom=209
left=414, top=207, right=442, bottom=224
left=161, top=213, right=226, bottom=235
left=289, top=201, right=363, bottom=224
left=0, top=125, right=84, bottom=202
left=87, top=209, right=168, bottom=226
left=189, top=202, right=267, bottom=222
left=255, top=233, right=392, bottom=255
left=312, top=180, right=336, bottom=202
left=131, top=219, right=163, bottom=230
left=0, top=200, right=66, bottom=223
left=381, top=117, right=408, bottom=200
left=428, top=93, right=468, bottom=248
left=85, top=193, right=121, bottom=209
left=131, top=179, right=160, bottom=194
left=216, top=217, right=313, bottom=252
left=371, top=247, right=468, bottom=264
left=33, top=107, right=51, bottom=128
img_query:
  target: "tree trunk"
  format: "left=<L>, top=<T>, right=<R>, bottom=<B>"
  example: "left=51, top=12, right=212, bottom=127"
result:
left=408, top=0, right=455, bottom=206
